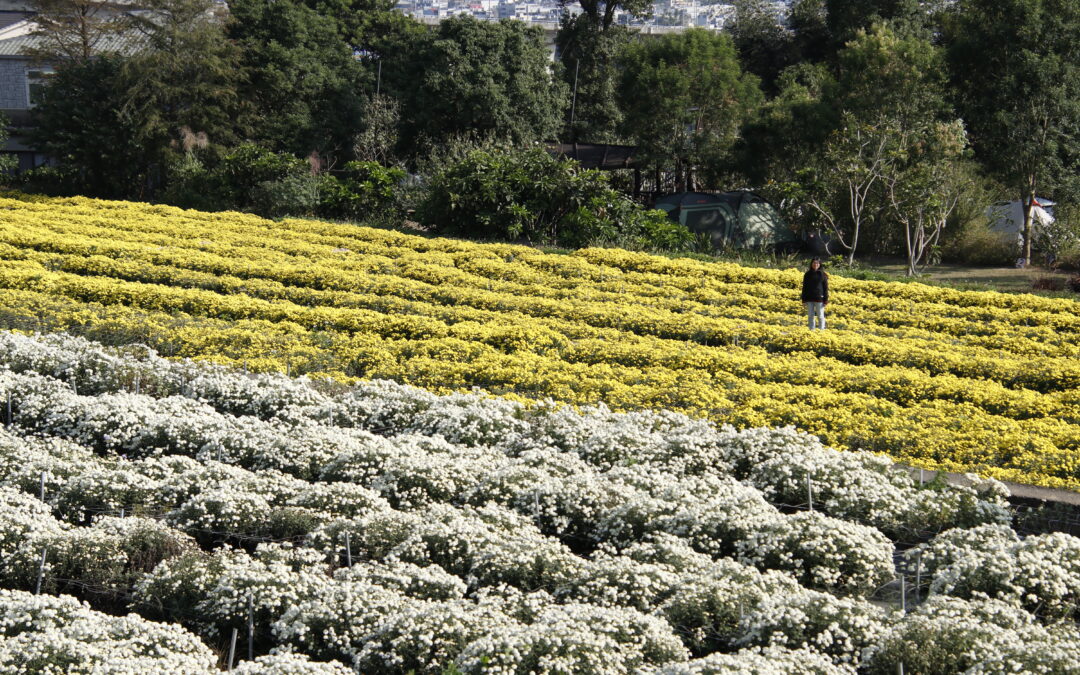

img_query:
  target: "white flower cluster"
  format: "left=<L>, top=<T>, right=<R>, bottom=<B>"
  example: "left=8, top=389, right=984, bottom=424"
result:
left=913, top=523, right=1080, bottom=620
left=648, top=645, right=856, bottom=675
left=306, top=502, right=585, bottom=590
left=860, top=596, right=1080, bottom=674
left=454, top=602, right=690, bottom=674
left=733, top=589, right=892, bottom=664
left=735, top=511, right=895, bottom=596
left=2, top=511, right=197, bottom=598
left=133, top=543, right=333, bottom=637
left=0, top=588, right=217, bottom=674
left=735, top=427, right=1011, bottom=535
left=230, top=652, right=352, bottom=674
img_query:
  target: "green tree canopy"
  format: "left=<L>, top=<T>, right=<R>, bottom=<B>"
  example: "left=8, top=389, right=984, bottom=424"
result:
left=555, top=14, right=629, bottom=142
left=228, top=0, right=368, bottom=157
left=725, top=0, right=798, bottom=93
left=28, top=55, right=147, bottom=197
left=734, top=62, right=839, bottom=188
left=299, top=0, right=421, bottom=54
left=836, top=22, right=949, bottom=124
left=946, top=0, right=1080, bottom=263
left=825, top=0, right=928, bottom=43
left=393, top=17, right=568, bottom=160
left=618, top=28, right=762, bottom=189
left=119, top=0, right=247, bottom=153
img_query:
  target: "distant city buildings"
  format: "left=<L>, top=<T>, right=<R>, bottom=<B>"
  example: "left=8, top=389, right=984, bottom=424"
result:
left=393, top=0, right=791, bottom=32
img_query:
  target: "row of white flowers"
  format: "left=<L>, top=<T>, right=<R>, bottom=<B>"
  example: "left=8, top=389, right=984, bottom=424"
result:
left=0, top=588, right=350, bottom=674
left=0, top=377, right=896, bottom=597
left=910, top=523, right=1080, bottom=621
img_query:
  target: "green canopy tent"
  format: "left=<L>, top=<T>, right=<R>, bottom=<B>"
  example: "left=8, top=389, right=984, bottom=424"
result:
left=654, top=191, right=798, bottom=251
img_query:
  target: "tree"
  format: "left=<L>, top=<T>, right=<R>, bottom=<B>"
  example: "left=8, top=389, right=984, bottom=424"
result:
left=299, top=0, right=421, bottom=55
left=28, top=55, right=147, bottom=197
left=797, top=114, right=894, bottom=264
left=618, top=28, right=762, bottom=190
left=825, top=0, right=925, bottom=43
left=555, top=14, right=629, bottom=142
left=117, top=0, right=247, bottom=188
left=734, top=62, right=839, bottom=193
left=726, top=0, right=797, bottom=93
left=879, top=119, right=969, bottom=275
left=836, top=23, right=950, bottom=130
left=228, top=0, right=368, bottom=158
left=560, top=0, right=652, bottom=31
left=352, top=95, right=401, bottom=166
left=553, top=0, right=650, bottom=143
left=394, top=17, right=567, bottom=160
left=788, top=0, right=831, bottom=64
left=946, top=0, right=1080, bottom=265
left=23, top=0, right=129, bottom=65
left=778, top=24, right=960, bottom=262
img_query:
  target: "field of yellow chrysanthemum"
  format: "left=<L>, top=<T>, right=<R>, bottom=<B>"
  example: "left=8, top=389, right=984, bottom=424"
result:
left=1, top=192, right=1078, bottom=489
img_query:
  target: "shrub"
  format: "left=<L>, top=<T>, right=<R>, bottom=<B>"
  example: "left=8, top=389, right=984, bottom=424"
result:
left=657, top=557, right=800, bottom=653
left=319, top=161, right=406, bottom=224
left=454, top=603, right=689, bottom=673
left=733, top=589, right=893, bottom=665
left=861, top=596, right=1076, bottom=675
left=0, top=589, right=217, bottom=673
left=230, top=652, right=353, bottom=674
left=736, top=511, right=895, bottom=596
left=650, top=646, right=856, bottom=674
left=941, top=223, right=1016, bottom=266
left=913, top=525, right=1080, bottom=621
left=418, top=146, right=693, bottom=251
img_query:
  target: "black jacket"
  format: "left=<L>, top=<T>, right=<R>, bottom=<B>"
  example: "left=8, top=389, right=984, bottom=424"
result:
left=801, top=269, right=829, bottom=303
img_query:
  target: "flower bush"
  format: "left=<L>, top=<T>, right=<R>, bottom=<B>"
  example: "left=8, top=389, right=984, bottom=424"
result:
left=648, top=646, right=856, bottom=674
left=861, top=596, right=1080, bottom=674
left=914, top=524, right=1080, bottom=620
left=229, top=652, right=353, bottom=674
left=0, top=589, right=217, bottom=673
left=736, top=511, right=895, bottom=596
left=453, top=603, right=689, bottom=673
left=733, top=589, right=893, bottom=665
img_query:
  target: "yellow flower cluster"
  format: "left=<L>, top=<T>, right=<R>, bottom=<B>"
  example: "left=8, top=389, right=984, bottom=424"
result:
left=2, top=193, right=1079, bottom=489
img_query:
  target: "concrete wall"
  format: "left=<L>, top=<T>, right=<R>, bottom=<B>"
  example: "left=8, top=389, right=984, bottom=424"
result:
left=0, top=59, right=27, bottom=109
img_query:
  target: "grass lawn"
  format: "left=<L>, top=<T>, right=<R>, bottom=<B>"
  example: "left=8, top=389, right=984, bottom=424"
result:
left=858, top=260, right=1078, bottom=295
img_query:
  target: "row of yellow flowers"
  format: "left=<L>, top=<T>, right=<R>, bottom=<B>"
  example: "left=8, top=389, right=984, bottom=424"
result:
left=7, top=222, right=1077, bottom=362
left=12, top=198, right=1080, bottom=343
left=4, top=232, right=1080, bottom=402
left=1, top=193, right=1079, bottom=490
left=13, top=193, right=1079, bottom=323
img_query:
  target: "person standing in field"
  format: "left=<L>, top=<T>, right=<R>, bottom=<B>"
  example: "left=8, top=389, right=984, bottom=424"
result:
left=801, top=257, right=829, bottom=330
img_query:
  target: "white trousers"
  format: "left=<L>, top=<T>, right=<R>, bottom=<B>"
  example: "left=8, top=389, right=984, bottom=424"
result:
left=806, top=302, right=826, bottom=330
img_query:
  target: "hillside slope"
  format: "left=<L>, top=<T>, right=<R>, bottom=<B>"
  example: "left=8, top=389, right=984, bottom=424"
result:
left=0, top=193, right=1078, bottom=489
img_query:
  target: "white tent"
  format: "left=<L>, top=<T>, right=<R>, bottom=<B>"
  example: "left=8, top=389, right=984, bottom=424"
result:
left=986, top=197, right=1055, bottom=248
